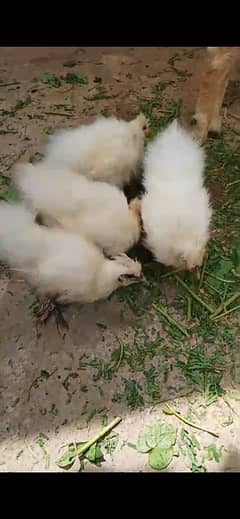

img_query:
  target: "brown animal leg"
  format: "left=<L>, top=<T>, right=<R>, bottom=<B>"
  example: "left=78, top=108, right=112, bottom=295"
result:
left=192, top=47, right=237, bottom=142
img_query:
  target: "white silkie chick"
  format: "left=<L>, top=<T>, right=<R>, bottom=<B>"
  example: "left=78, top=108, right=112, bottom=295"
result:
left=141, top=120, right=212, bottom=270
left=0, top=202, right=142, bottom=305
left=14, top=163, right=141, bottom=257
left=41, top=113, right=149, bottom=189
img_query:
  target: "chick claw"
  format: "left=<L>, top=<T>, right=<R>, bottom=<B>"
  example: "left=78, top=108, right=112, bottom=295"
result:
left=34, top=297, right=69, bottom=335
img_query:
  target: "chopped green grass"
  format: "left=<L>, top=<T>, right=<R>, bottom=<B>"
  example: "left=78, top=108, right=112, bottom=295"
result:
left=112, top=378, right=144, bottom=410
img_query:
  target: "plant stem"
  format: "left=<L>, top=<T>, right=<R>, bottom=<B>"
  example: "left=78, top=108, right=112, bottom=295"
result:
left=199, top=253, right=208, bottom=290
left=160, top=268, right=182, bottom=279
left=212, top=304, right=240, bottom=321
left=152, top=303, right=189, bottom=337
left=163, top=404, right=219, bottom=437
left=205, top=270, right=235, bottom=284
left=211, top=291, right=240, bottom=318
left=174, top=275, right=214, bottom=314
left=186, top=296, right=192, bottom=321
left=77, top=417, right=122, bottom=459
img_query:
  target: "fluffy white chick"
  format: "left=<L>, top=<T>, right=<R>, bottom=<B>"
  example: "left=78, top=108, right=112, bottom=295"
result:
left=141, top=120, right=212, bottom=270
left=14, top=163, right=141, bottom=257
left=41, top=113, right=149, bottom=188
left=0, top=202, right=142, bottom=305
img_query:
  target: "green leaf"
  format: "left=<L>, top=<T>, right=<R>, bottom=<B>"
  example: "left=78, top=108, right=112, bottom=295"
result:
left=136, top=422, right=176, bottom=452
left=136, top=424, right=162, bottom=451
left=206, top=443, right=223, bottom=463
left=36, top=434, right=50, bottom=470
left=14, top=97, right=32, bottom=111
left=0, top=186, right=21, bottom=202
left=103, top=433, right=119, bottom=455
left=180, top=428, right=206, bottom=472
left=57, top=441, right=87, bottom=469
left=113, top=378, right=144, bottom=410
left=157, top=423, right=176, bottom=449
left=57, top=440, right=104, bottom=469
left=57, top=444, right=79, bottom=469
left=222, top=415, right=234, bottom=427
left=43, top=126, right=54, bottom=135
left=36, top=432, right=49, bottom=448
left=85, top=443, right=104, bottom=464
left=149, top=447, right=173, bottom=470
left=136, top=430, right=153, bottom=452
left=217, top=258, right=233, bottom=277
left=191, top=459, right=206, bottom=472
left=63, top=73, right=88, bottom=85
left=190, top=434, right=201, bottom=451
left=101, top=414, right=108, bottom=427
left=39, top=72, right=61, bottom=88
left=127, top=442, right=137, bottom=450
left=207, top=258, right=234, bottom=289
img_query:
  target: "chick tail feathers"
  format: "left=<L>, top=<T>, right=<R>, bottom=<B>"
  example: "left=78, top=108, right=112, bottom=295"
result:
left=0, top=201, right=45, bottom=268
left=144, top=119, right=205, bottom=186
left=158, top=119, right=205, bottom=164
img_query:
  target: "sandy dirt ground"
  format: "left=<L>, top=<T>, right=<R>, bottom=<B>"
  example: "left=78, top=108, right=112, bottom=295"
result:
left=1, top=47, right=240, bottom=472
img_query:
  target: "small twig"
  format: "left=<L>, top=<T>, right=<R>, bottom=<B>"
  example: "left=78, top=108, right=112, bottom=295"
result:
left=0, top=129, right=18, bottom=135
left=223, top=396, right=240, bottom=417
left=152, top=303, right=189, bottom=337
left=174, top=274, right=214, bottom=314
left=163, top=403, right=219, bottom=438
left=24, top=439, right=39, bottom=460
left=44, top=111, right=73, bottom=118
left=211, top=291, right=240, bottom=318
left=0, top=81, right=20, bottom=88
left=212, top=304, right=240, bottom=322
